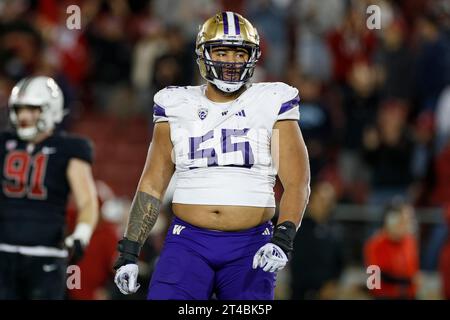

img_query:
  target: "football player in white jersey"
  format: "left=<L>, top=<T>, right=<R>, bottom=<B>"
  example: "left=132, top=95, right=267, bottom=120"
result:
left=114, top=12, right=310, bottom=300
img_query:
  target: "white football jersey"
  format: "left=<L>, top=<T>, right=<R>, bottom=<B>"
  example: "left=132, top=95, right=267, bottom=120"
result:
left=153, top=82, right=300, bottom=207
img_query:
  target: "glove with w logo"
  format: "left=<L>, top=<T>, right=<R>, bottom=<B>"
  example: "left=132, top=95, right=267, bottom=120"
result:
left=252, top=221, right=297, bottom=273
left=113, top=238, right=141, bottom=295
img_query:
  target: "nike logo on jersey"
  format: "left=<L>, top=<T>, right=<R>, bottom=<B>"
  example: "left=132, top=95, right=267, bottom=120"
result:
left=173, top=225, right=186, bottom=235
left=41, top=146, right=57, bottom=155
left=42, top=264, right=58, bottom=272
left=262, top=228, right=271, bottom=236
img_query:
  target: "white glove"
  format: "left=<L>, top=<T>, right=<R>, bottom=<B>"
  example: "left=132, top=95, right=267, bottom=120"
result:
left=252, top=242, right=288, bottom=273
left=65, top=223, right=93, bottom=248
left=114, top=264, right=140, bottom=295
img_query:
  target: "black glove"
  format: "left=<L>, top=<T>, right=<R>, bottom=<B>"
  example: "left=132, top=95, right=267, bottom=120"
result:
left=68, top=239, right=85, bottom=265
left=270, top=221, right=297, bottom=257
left=113, top=238, right=141, bottom=270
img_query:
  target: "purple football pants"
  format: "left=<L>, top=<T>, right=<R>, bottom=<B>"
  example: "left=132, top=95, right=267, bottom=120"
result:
left=147, top=216, right=276, bottom=300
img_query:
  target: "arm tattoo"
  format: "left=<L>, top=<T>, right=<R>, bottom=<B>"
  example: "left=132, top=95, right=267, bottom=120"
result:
left=125, top=191, right=161, bottom=245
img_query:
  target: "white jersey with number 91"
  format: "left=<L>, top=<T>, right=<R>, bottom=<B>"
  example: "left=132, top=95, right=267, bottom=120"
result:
left=153, top=82, right=300, bottom=208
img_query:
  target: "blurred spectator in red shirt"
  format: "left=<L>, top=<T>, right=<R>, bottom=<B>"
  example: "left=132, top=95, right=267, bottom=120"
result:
left=364, top=201, right=420, bottom=299
left=327, top=5, right=377, bottom=84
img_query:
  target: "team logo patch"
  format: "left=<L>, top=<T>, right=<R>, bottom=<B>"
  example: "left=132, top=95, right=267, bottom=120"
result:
left=198, top=107, right=208, bottom=120
left=173, top=225, right=186, bottom=235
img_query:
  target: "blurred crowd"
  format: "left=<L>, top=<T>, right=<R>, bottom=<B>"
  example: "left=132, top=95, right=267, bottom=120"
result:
left=0, top=0, right=450, bottom=299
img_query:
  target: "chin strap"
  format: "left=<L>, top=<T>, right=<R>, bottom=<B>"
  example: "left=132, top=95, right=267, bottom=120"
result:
left=211, top=78, right=245, bottom=93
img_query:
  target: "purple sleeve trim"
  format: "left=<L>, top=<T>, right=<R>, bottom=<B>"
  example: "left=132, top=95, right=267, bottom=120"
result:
left=278, top=95, right=300, bottom=115
left=153, top=104, right=167, bottom=117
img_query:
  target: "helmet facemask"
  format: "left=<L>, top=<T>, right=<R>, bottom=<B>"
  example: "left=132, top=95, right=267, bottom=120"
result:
left=198, top=42, right=259, bottom=93
left=10, top=104, right=47, bottom=141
